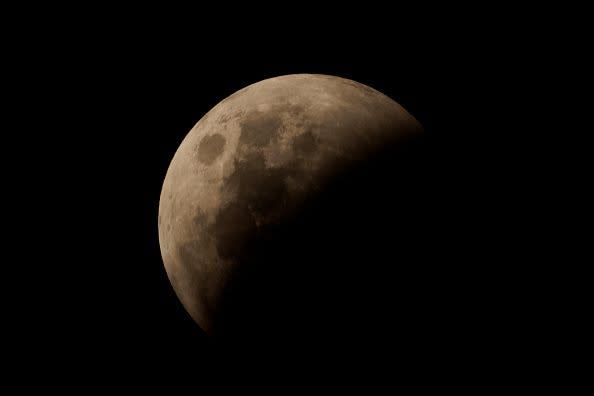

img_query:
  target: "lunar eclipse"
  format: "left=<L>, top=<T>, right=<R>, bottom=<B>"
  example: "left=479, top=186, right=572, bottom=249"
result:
left=159, top=74, right=429, bottom=346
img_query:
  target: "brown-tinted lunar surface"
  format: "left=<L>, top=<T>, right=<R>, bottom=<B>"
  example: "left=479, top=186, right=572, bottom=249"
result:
left=158, top=74, right=423, bottom=339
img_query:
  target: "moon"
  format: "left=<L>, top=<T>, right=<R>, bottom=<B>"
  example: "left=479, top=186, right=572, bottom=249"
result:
left=158, top=74, right=423, bottom=340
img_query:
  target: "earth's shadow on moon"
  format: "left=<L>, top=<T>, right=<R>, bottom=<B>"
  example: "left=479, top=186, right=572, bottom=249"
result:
left=208, top=132, right=466, bottom=363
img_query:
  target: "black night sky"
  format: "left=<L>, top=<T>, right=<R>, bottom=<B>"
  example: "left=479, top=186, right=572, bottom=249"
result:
left=7, top=6, right=545, bottom=390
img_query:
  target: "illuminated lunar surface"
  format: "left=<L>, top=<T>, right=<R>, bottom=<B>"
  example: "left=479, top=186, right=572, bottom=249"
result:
left=158, top=74, right=422, bottom=337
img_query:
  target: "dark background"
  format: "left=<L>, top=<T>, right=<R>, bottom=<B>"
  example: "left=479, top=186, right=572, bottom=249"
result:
left=7, top=6, right=546, bottom=390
